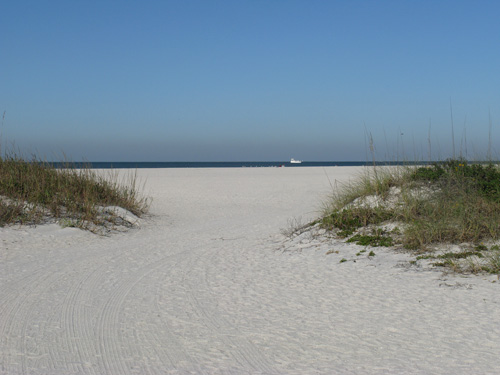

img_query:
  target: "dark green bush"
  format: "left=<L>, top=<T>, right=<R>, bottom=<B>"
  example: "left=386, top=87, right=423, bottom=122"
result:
left=347, top=234, right=393, bottom=247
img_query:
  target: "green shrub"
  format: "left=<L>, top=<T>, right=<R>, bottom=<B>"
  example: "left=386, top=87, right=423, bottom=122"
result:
left=347, top=234, right=393, bottom=247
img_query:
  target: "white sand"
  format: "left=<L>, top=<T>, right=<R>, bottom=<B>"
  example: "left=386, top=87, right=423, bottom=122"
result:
left=1, top=166, right=499, bottom=374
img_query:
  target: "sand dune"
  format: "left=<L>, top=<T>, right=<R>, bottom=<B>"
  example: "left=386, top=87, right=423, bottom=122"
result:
left=1, top=167, right=499, bottom=374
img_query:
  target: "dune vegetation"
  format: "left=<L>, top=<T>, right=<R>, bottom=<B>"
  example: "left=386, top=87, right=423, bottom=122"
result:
left=320, top=159, right=500, bottom=274
left=0, top=151, right=150, bottom=232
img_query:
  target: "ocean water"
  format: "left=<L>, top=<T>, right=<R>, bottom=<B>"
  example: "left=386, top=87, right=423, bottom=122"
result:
left=48, top=161, right=391, bottom=169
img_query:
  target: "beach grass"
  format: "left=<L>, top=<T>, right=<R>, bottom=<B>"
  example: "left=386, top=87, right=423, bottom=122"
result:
left=0, top=151, right=150, bottom=231
left=321, top=159, right=500, bottom=274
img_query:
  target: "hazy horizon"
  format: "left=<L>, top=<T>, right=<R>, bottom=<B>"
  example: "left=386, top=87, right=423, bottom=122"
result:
left=2, top=1, right=499, bottom=162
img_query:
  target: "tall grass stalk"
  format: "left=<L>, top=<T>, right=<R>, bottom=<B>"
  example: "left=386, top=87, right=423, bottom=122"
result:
left=450, top=99, right=456, bottom=159
left=488, top=107, right=493, bottom=161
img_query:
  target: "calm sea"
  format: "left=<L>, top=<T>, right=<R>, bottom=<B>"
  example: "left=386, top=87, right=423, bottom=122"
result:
left=49, top=161, right=408, bottom=169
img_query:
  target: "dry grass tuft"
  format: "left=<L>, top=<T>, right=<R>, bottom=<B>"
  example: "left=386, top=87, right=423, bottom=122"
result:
left=0, top=151, right=150, bottom=231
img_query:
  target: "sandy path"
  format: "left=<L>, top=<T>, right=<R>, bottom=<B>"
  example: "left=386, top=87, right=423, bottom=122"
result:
left=1, top=167, right=499, bottom=374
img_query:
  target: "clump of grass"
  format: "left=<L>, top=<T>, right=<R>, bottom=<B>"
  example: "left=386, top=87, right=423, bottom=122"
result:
left=0, top=151, right=150, bottom=231
left=436, top=249, right=484, bottom=260
left=347, top=233, right=393, bottom=247
left=403, top=160, right=500, bottom=248
left=321, top=158, right=500, bottom=274
left=430, top=245, right=500, bottom=275
left=321, top=207, right=393, bottom=237
left=411, top=244, right=500, bottom=274
left=324, top=166, right=404, bottom=211
left=485, top=247, right=500, bottom=274
left=0, top=199, right=26, bottom=225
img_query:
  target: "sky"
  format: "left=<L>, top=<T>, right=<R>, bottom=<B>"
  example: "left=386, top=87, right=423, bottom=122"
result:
left=1, top=0, right=500, bottom=162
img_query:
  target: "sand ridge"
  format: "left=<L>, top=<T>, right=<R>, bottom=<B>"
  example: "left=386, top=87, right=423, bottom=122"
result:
left=1, top=167, right=499, bottom=374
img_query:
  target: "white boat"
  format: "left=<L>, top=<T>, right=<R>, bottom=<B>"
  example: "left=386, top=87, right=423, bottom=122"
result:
left=290, top=158, right=302, bottom=164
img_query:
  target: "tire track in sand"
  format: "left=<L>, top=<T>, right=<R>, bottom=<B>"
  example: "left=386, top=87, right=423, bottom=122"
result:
left=178, top=242, right=278, bottom=374
left=93, top=245, right=202, bottom=374
left=0, top=265, right=69, bottom=374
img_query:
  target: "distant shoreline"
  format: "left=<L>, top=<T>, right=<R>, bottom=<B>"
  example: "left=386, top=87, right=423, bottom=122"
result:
left=46, top=161, right=434, bottom=169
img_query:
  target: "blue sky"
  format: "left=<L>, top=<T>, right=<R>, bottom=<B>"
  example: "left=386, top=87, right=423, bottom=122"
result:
left=1, top=0, right=499, bottom=161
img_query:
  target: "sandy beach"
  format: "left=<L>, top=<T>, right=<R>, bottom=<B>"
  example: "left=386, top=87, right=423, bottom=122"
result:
left=1, top=166, right=499, bottom=374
